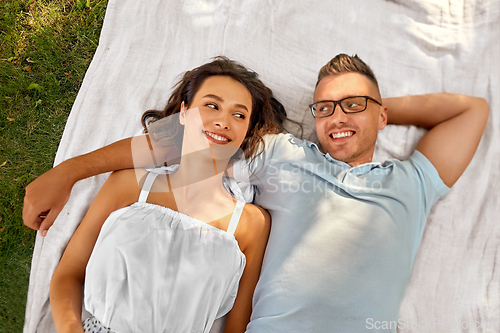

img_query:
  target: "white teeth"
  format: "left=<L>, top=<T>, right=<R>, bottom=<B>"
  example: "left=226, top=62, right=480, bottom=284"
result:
left=206, top=132, right=228, bottom=142
left=331, top=131, right=353, bottom=139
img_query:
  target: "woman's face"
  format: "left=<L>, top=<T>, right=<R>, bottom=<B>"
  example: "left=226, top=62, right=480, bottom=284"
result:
left=180, top=75, right=253, bottom=158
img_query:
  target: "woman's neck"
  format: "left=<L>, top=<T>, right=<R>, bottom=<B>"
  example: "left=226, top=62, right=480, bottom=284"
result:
left=172, top=146, right=230, bottom=187
left=167, top=146, right=235, bottom=221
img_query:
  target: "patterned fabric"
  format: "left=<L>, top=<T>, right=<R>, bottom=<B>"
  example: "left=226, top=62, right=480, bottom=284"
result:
left=83, top=315, right=116, bottom=333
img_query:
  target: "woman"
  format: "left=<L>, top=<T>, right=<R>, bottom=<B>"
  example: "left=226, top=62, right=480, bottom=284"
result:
left=50, top=57, right=283, bottom=333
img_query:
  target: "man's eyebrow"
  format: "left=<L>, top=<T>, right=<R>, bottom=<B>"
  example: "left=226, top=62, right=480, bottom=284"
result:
left=203, top=94, right=249, bottom=112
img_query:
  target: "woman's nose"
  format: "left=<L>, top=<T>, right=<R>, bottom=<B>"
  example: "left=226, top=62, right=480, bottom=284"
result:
left=214, top=113, right=230, bottom=129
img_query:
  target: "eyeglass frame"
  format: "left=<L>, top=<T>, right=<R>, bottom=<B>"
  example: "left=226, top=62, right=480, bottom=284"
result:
left=309, top=96, right=382, bottom=118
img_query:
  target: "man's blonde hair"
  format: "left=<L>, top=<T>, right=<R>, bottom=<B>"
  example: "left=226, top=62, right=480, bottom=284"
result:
left=316, top=54, right=379, bottom=89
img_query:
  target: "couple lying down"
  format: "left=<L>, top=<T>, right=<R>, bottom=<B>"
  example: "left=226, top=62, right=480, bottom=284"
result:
left=24, top=54, right=488, bottom=333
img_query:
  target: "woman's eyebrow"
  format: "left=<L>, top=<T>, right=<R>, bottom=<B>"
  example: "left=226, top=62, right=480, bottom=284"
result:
left=203, top=94, right=249, bottom=112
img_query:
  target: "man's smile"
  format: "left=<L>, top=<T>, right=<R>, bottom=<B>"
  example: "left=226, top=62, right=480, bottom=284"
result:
left=329, top=130, right=355, bottom=140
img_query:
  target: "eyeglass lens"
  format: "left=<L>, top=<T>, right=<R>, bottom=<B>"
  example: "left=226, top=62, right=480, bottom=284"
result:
left=313, top=96, right=368, bottom=117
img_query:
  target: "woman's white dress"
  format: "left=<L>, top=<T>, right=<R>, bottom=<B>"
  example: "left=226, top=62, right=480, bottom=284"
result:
left=83, top=169, right=247, bottom=333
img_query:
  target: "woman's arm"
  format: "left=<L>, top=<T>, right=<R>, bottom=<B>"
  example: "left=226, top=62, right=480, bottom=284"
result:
left=50, top=169, right=141, bottom=333
left=223, top=205, right=271, bottom=333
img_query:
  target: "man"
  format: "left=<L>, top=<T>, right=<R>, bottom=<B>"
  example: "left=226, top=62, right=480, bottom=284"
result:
left=24, top=54, right=488, bottom=332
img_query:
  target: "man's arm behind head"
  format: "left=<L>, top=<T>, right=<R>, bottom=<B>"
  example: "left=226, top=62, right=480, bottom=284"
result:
left=384, top=93, right=489, bottom=187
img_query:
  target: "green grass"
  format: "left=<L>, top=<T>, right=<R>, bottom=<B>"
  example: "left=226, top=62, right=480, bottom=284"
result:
left=0, top=1, right=107, bottom=332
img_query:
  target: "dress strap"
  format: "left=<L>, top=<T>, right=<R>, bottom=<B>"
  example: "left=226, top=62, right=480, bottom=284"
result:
left=226, top=200, right=245, bottom=235
left=138, top=171, right=161, bottom=203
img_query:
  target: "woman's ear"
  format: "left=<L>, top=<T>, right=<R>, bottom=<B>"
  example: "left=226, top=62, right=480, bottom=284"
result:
left=179, top=102, right=187, bottom=125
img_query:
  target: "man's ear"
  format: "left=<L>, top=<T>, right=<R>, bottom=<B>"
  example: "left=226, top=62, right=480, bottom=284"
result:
left=379, top=106, right=388, bottom=130
left=179, top=102, right=187, bottom=125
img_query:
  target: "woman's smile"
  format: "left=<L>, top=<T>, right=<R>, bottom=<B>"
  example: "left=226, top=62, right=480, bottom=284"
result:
left=203, top=130, right=231, bottom=144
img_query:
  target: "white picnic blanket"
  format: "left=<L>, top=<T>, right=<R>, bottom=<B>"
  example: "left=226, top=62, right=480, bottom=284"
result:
left=24, top=0, right=499, bottom=332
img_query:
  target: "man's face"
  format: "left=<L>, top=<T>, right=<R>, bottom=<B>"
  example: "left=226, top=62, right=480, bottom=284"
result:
left=314, top=73, right=387, bottom=166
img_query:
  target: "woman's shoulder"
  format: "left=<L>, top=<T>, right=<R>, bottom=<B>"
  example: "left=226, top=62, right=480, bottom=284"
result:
left=235, top=203, right=271, bottom=251
left=107, top=169, right=147, bottom=187
left=242, top=203, right=270, bottom=223
left=102, top=169, right=147, bottom=204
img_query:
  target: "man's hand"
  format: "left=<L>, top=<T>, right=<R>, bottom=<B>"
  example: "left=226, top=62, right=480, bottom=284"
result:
left=22, top=134, right=176, bottom=235
left=23, top=164, right=76, bottom=236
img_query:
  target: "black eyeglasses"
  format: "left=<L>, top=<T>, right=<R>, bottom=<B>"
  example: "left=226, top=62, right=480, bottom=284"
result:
left=309, top=96, right=382, bottom=118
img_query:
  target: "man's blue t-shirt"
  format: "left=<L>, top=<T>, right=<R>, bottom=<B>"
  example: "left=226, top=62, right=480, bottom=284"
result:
left=233, top=133, right=449, bottom=333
